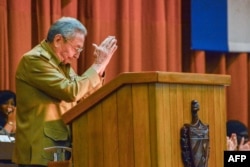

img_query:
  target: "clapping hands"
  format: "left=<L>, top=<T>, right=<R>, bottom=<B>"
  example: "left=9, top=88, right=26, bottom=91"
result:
left=227, top=133, right=250, bottom=151
left=92, top=36, right=118, bottom=75
left=238, top=137, right=250, bottom=151
left=227, top=133, right=238, bottom=151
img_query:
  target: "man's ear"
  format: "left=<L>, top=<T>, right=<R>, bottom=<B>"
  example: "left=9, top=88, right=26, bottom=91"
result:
left=53, top=34, right=64, bottom=48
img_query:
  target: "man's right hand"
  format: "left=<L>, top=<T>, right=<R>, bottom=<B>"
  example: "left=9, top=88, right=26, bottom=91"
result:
left=91, top=36, right=118, bottom=75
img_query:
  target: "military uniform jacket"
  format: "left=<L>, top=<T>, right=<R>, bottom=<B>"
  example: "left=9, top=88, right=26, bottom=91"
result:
left=12, top=40, right=103, bottom=165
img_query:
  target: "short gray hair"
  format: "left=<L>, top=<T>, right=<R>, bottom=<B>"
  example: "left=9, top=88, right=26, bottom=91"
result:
left=46, top=17, right=87, bottom=42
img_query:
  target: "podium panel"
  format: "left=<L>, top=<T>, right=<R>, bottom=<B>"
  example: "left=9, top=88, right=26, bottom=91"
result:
left=62, top=72, right=230, bottom=167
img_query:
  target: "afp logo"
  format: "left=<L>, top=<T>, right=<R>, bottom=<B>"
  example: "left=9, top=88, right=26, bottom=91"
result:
left=224, top=151, right=250, bottom=167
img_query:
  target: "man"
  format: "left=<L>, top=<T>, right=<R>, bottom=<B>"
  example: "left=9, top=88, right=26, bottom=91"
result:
left=226, top=120, right=250, bottom=151
left=12, top=17, right=117, bottom=167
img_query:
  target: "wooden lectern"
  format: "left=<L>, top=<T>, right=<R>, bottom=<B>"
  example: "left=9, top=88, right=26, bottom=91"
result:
left=62, top=71, right=230, bottom=167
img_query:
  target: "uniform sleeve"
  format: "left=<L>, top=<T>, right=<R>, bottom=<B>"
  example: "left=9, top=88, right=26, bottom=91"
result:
left=16, top=55, right=103, bottom=102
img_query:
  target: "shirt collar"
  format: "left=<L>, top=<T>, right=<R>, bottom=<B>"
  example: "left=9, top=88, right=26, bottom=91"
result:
left=40, top=39, right=61, bottom=66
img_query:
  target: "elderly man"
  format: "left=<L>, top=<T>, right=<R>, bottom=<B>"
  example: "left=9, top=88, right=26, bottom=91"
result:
left=13, top=17, right=117, bottom=167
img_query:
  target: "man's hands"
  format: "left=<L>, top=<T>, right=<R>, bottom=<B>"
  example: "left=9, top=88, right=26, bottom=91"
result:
left=238, top=137, right=250, bottom=151
left=227, top=133, right=238, bottom=151
left=4, top=106, right=16, bottom=133
left=227, top=133, right=250, bottom=151
left=91, top=36, right=118, bottom=75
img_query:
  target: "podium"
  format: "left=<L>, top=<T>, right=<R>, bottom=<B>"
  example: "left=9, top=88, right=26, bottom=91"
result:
left=62, top=71, right=230, bottom=167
